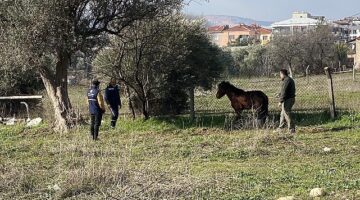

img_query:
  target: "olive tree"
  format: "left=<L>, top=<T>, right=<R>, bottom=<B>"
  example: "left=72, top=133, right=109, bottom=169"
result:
left=0, top=0, right=182, bottom=132
left=94, top=14, right=226, bottom=119
left=269, top=25, right=336, bottom=76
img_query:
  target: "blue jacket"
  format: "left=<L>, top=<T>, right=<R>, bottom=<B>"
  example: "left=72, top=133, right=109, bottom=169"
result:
left=87, top=86, right=105, bottom=115
left=105, top=84, right=121, bottom=108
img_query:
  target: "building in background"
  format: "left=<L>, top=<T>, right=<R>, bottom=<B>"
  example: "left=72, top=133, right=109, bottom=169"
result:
left=207, top=24, right=271, bottom=47
left=207, top=25, right=230, bottom=47
left=254, top=25, right=272, bottom=45
left=225, top=24, right=257, bottom=46
left=347, top=37, right=360, bottom=69
left=332, top=19, right=352, bottom=41
left=332, top=17, right=360, bottom=41
left=271, top=11, right=325, bottom=35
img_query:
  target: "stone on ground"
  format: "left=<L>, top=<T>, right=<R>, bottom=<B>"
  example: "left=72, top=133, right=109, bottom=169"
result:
left=323, top=147, right=332, bottom=152
left=277, top=196, right=295, bottom=200
left=310, top=188, right=326, bottom=197
left=26, top=117, right=42, bottom=127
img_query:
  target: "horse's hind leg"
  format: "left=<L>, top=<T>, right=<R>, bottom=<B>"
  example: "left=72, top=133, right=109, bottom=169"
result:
left=256, top=117, right=266, bottom=128
left=256, top=110, right=267, bottom=128
left=235, top=110, right=242, bottom=120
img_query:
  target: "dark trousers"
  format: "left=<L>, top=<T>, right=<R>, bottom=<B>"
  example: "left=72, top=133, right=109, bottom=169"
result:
left=109, top=106, right=119, bottom=128
left=90, top=113, right=103, bottom=140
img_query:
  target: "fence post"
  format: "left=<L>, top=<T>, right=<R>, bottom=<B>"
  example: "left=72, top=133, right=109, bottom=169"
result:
left=324, top=67, right=336, bottom=119
left=189, top=86, right=195, bottom=122
left=306, top=65, right=310, bottom=84
left=353, top=63, right=356, bottom=82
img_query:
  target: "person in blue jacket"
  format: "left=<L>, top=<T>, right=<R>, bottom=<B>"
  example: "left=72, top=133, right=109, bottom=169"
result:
left=87, top=79, right=106, bottom=140
left=105, top=78, right=122, bottom=128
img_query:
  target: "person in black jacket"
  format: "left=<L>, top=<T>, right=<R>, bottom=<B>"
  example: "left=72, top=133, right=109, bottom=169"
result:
left=277, top=69, right=296, bottom=134
left=87, top=79, right=106, bottom=140
left=105, top=78, right=122, bottom=128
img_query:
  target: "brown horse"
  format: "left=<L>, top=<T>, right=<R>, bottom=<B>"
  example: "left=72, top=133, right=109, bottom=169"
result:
left=216, top=81, right=269, bottom=126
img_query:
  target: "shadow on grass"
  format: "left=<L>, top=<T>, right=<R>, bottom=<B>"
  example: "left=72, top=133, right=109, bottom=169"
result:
left=154, top=110, right=348, bottom=130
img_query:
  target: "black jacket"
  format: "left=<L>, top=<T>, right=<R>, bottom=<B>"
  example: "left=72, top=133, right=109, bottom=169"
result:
left=279, top=76, right=296, bottom=103
left=104, top=84, right=121, bottom=107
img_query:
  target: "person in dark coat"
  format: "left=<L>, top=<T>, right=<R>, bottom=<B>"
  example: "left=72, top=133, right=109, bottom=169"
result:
left=276, top=69, right=296, bottom=134
left=105, top=78, right=122, bottom=128
left=87, top=79, right=106, bottom=140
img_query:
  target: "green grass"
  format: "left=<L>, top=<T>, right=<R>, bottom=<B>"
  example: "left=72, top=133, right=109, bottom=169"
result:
left=1, top=73, right=360, bottom=199
left=1, top=114, right=360, bottom=199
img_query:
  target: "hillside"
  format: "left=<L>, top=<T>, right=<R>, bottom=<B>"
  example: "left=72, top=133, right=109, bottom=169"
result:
left=204, top=15, right=273, bottom=27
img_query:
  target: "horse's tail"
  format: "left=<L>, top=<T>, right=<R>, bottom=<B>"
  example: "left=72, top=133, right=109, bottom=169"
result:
left=258, top=92, right=269, bottom=124
left=263, top=93, right=269, bottom=117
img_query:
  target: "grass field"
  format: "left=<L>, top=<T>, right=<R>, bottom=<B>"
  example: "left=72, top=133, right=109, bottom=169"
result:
left=1, top=73, right=360, bottom=199
left=1, top=114, right=360, bottom=199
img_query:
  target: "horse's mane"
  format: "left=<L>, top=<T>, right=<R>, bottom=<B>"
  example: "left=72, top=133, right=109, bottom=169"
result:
left=220, top=81, right=245, bottom=95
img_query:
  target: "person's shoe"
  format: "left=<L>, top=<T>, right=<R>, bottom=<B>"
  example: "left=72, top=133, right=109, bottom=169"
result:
left=289, top=129, right=296, bottom=134
left=111, top=126, right=115, bottom=129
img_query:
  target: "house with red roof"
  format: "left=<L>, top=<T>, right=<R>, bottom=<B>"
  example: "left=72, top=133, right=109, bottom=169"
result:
left=207, top=25, right=230, bottom=47
left=207, top=24, right=272, bottom=47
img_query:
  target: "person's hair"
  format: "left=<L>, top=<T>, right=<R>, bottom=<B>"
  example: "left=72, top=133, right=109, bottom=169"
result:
left=280, top=69, right=288, bottom=76
left=92, top=80, right=100, bottom=86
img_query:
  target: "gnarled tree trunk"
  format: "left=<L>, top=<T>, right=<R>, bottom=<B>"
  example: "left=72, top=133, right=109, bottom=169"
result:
left=39, top=49, right=75, bottom=133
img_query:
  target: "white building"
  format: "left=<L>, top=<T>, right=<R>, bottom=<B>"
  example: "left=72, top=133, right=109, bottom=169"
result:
left=332, top=17, right=360, bottom=41
left=271, top=12, right=325, bottom=35
left=349, top=19, right=360, bottom=40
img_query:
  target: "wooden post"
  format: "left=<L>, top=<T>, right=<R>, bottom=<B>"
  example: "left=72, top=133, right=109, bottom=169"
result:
left=189, top=86, right=195, bottom=122
left=353, top=63, right=356, bottom=82
left=306, top=65, right=310, bottom=84
left=324, top=67, right=336, bottom=119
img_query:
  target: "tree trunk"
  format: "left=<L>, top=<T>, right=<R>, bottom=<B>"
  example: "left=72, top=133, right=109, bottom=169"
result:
left=189, top=86, right=195, bottom=122
left=39, top=49, right=75, bottom=133
left=288, top=63, right=294, bottom=78
left=141, top=99, right=149, bottom=120
left=125, top=84, right=136, bottom=120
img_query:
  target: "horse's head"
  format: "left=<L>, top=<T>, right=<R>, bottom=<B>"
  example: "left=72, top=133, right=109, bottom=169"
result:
left=216, top=81, right=229, bottom=99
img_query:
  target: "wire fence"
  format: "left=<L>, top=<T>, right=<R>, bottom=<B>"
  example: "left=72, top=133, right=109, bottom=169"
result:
left=331, top=71, right=360, bottom=112
left=2, top=69, right=359, bottom=121
left=193, top=71, right=360, bottom=116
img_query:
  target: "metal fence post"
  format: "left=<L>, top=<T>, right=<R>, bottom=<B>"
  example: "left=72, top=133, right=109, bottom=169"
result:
left=324, top=67, right=336, bottom=119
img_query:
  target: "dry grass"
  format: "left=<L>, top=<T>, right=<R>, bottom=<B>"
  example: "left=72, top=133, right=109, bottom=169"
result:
left=1, top=119, right=360, bottom=199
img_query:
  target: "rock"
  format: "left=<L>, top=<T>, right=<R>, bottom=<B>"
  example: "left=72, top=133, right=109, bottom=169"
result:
left=277, top=196, right=295, bottom=200
left=53, top=184, right=61, bottom=191
left=48, top=184, right=61, bottom=191
left=310, top=188, right=326, bottom=197
left=323, top=147, right=332, bottom=152
left=26, top=117, right=42, bottom=127
left=5, top=118, right=16, bottom=126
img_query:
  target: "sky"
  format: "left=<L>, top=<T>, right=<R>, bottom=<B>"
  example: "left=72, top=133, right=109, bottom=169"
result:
left=184, top=0, right=360, bottom=21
